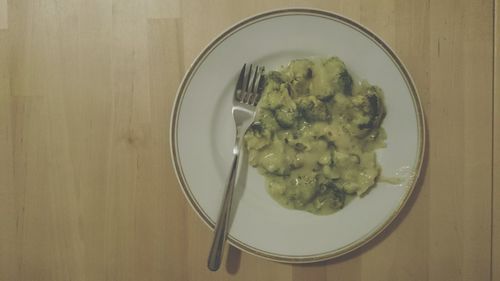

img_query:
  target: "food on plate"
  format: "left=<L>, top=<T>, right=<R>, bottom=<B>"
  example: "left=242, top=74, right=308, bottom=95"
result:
left=244, top=57, right=386, bottom=215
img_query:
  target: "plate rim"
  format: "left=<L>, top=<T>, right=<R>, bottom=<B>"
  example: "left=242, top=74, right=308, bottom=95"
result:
left=170, top=7, right=426, bottom=263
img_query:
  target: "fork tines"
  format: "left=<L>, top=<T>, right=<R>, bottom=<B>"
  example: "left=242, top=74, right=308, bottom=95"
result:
left=235, top=64, right=264, bottom=106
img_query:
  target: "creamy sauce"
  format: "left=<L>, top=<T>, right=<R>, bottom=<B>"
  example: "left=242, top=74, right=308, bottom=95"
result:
left=244, top=57, right=386, bottom=215
left=379, top=176, right=404, bottom=185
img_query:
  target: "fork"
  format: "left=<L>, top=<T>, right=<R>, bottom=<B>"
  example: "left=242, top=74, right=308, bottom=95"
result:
left=207, top=64, right=264, bottom=271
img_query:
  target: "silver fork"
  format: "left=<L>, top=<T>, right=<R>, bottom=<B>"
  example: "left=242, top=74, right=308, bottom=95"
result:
left=207, top=64, right=264, bottom=271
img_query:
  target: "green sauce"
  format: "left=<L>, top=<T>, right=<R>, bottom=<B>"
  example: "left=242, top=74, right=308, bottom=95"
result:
left=244, top=57, right=386, bottom=215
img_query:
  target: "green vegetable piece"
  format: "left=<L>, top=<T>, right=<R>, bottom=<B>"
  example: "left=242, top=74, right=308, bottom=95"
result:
left=244, top=122, right=271, bottom=151
left=296, top=95, right=330, bottom=122
left=316, top=57, right=353, bottom=98
left=284, top=175, right=318, bottom=206
left=351, top=84, right=386, bottom=137
left=264, top=71, right=288, bottom=91
left=275, top=107, right=297, bottom=128
left=312, top=187, right=345, bottom=211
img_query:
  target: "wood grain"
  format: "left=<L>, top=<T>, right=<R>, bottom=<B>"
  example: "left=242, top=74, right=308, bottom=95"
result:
left=0, top=0, right=496, bottom=280
left=0, top=27, right=15, bottom=281
left=0, top=0, right=7, bottom=29
left=493, top=0, right=499, bottom=280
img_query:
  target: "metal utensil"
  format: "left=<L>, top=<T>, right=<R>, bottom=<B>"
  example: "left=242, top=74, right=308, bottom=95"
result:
left=207, top=64, right=264, bottom=271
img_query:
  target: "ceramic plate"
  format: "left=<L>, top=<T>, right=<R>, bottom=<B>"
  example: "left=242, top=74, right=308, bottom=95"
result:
left=171, top=8, right=425, bottom=263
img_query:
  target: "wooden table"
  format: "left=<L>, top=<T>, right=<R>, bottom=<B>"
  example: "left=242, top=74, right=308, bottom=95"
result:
left=0, top=0, right=498, bottom=280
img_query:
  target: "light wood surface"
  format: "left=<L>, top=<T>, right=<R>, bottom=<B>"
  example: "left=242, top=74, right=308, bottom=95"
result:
left=0, top=0, right=497, bottom=280
left=493, top=1, right=499, bottom=280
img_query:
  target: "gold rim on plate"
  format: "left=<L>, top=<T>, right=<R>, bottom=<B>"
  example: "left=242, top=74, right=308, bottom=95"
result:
left=170, top=8, right=426, bottom=263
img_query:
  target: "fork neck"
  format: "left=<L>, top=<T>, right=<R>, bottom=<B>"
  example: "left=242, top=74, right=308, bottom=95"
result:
left=232, top=128, right=245, bottom=155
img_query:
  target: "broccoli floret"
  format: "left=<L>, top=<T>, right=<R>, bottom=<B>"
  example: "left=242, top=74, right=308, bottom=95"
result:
left=254, top=109, right=280, bottom=131
left=336, top=70, right=353, bottom=95
left=306, top=57, right=353, bottom=100
left=282, top=59, right=314, bottom=98
left=275, top=107, right=297, bottom=128
left=285, top=59, right=314, bottom=79
left=296, top=95, right=330, bottom=122
left=322, top=57, right=353, bottom=96
left=263, top=71, right=288, bottom=91
left=312, top=185, right=345, bottom=211
left=244, top=122, right=271, bottom=151
left=287, top=59, right=313, bottom=75
left=258, top=83, right=298, bottom=129
left=284, top=175, right=318, bottom=207
left=288, top=79, right=310, bottom=98
left=259, top=84, right=293, bottom=110
left=351, top=85, right=386, bottom=137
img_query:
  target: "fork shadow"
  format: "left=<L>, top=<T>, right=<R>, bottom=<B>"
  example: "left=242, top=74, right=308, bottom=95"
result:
left=226, top=245, right=242, bottom=274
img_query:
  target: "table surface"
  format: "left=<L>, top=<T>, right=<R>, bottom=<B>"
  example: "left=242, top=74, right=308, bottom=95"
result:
left=0, top=0, right=499, bottom=280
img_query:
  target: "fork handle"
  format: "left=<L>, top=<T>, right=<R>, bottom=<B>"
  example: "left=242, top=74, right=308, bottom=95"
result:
left=207, top=153, right=239, bottom=271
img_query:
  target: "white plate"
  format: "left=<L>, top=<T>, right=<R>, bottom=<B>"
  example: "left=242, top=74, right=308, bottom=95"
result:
left=171, top=8, right=425, bottom=263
